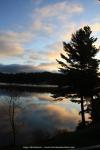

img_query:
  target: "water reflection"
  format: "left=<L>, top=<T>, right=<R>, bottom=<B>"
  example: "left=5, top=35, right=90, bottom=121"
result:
left=0, top=88, right=80, bottom=146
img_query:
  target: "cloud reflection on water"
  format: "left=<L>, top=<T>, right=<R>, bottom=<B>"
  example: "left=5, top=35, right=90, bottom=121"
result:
left=0, top=92, right=80, bottom=145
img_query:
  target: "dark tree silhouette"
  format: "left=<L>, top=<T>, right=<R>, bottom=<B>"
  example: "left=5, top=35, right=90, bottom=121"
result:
left=57, top=26, right=100, bottom=127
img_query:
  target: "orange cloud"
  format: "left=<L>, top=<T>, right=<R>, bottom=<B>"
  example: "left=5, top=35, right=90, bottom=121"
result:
left=91, top=22, right=100, bottom=32
left=27, top=41, right=65, bottom=71
left=27, top=103, right=80, bottom=131
left=40, top=104, right=80, bottom=131
left=36, top=62, right=59, bottom=72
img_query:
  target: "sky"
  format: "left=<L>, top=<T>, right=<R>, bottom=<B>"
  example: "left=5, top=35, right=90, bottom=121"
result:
left=0, top=0, right=100, bottom=73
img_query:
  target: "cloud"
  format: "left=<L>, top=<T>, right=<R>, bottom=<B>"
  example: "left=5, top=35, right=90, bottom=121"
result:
left=36, top=62, right=58, bottom=72
left=26, top=43, right=61, bottom=71
left=89, top=22, right=100, bottom=48
left=0, top=31, right=33, bottom=58
left=1, top=31, right=33, bottom=43
left=0, top=62, right=57, bottom=73
left=0, top=63, right=58, bottom=73
left=45, top=42, right=63, bottom=61
left=18, top=104, right=80, bottom=140
left=91, top=22, right=100, bottom=32
left=28, top=41, right=63, bottom=61
left=0, top=0, right=84, bottom=72
left=32, top=1, right=83, bottom=37
left=28, top=51, right=46, bottom=62
left=34, top=1, right=83, bottom=19
left=27, top=41, right=65, bottom=72
left=0, top=64, right=38, bottom=73
left=0, top=39, right=23, bottom=57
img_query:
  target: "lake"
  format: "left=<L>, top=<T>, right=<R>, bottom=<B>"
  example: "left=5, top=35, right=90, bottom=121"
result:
left=0, top=87, right=81, bottom=146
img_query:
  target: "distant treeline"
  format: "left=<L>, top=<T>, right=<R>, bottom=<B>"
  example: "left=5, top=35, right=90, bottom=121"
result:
left=0, top=72, right=68, bottom=85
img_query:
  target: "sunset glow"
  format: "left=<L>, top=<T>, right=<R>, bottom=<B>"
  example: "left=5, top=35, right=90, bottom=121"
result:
left=0, top=0, right=100, bottom=72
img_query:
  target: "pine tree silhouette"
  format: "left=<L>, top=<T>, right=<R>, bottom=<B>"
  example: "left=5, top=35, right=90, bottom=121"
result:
left=57, top=26, right=100, bottom=127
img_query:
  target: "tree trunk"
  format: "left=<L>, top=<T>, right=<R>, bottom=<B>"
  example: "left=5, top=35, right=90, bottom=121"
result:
left=80, top=95, right=85, bottom=127
left=12, top=100, right=16, bottom=145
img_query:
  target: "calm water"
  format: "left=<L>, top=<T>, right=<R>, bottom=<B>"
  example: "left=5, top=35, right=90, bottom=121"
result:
left=0, top=88, right=80, bottom=146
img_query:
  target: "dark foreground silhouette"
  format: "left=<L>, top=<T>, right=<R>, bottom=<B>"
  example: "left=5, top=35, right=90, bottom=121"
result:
left=0, top=87, right=100, bottom=150
left=1, top=126, right=100, bottom=150
left=0, top=72, right=65, bottom=85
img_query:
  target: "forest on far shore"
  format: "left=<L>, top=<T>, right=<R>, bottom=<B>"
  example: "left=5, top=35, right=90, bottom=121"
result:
left=0, top=72, right=67, bottom=85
